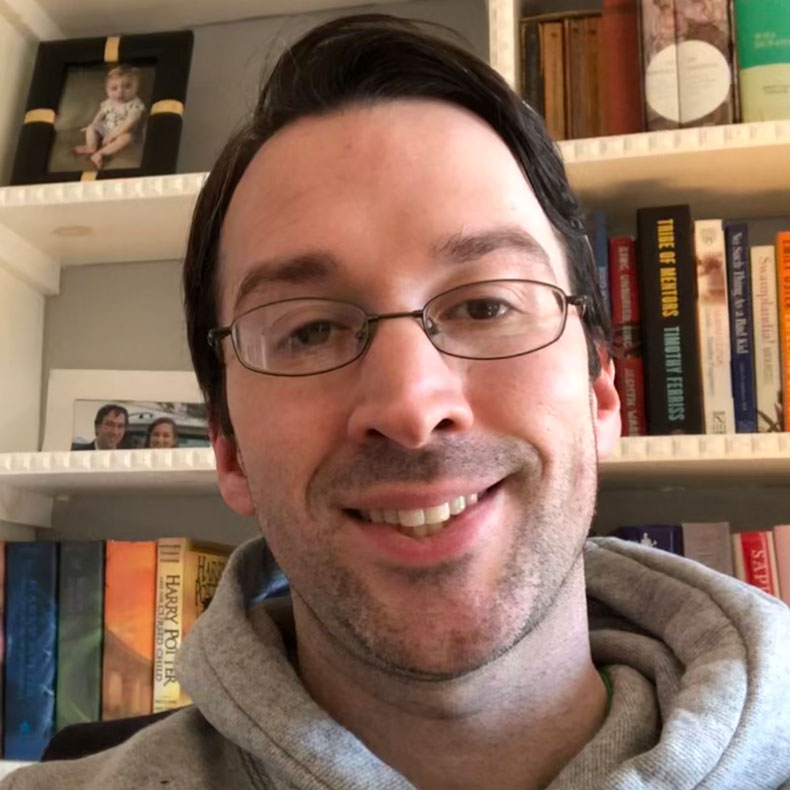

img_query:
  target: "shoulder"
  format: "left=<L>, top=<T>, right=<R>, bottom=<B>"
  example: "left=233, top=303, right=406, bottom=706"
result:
left=128, top=98, right=145, bottom=113
left=1, top=708, right=250, bottom=790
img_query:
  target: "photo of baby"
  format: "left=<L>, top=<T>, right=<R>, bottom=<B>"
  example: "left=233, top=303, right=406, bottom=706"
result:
left=48, top=62, right=155, bottom=173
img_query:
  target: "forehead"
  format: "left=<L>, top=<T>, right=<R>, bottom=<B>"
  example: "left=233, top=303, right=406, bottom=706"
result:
left=218, top=100, right=566, bottom=318
left=101, top=410, right=125, bottom=422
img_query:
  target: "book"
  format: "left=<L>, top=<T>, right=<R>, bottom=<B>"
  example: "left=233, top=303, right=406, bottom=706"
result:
left=609, top=235, right=647, bottom=436
left=153, top=538, right=232, bottom=712
left=674, top=0, right=736, bottom=126
left=750, top=245, right=783, bottom=431
left=521, top=20, right=544, bottom=115
left=681, top=522, right=734, bottom=575
left=541, top=21, right=567, bottom=139
left=725, top=224, right=757, bottom=433
left=102, top=540, right=157, bottom=720
left=775, top=231, right=790, bottom=431
left=601, top=0, right=644, bottom=134
left=732, top=530, right=781, bottom=597
left=636, top=205, right=703, bottom=434
left=3, top=542, right=58, bottom=761
left=773, top=525, right=790, bottom=607
left=641, top=0, right=681, bottom=130
left=616, top=524, right=685, bottom=554
left=734, top=0, right=790, bottom=122
left=693, top=219, right=735, bottom=433
left=564, top=15, right=605, bottom=139
left=590, top=211, right=611, bottom=320
left=56, top=541, right=104, bottom=731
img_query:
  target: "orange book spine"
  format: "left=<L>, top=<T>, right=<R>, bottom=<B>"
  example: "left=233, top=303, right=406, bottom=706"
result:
left=773, top=525, right=790, bottom=607
left=776, top=231, right=790, bottom=430
left=102, top=541, right=157, bottom=720
left=732, top=530, right=781, bottom=598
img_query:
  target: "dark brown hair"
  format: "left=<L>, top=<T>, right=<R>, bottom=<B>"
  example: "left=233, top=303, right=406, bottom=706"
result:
left=183, top=14, right=610, bottom=435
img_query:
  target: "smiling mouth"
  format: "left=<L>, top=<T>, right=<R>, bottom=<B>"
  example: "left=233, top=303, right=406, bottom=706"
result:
left=347, top=483, right=500, bottom=539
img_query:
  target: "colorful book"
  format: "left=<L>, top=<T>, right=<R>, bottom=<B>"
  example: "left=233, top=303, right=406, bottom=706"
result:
left=725, top=224, right=757, bottom=433
left=734, top=0, right=790, bottom=122
left=616, top=525, right=685, bottom=554
left=773, top=525, right=790, bottom=607
left=750, top=245, right=783, bottom=431
left=640, top=0, right=680, bottom=130
left=521, top=20, right=544, bottom=115
left=540, top=20, right=567, bottom=140
left=694, top=219, right=735, bottom=433
left=3, top=542, right=58, bottom=761
left=153, top=538, right=232, bottom=712
left=636, top=205, right=703, bottom=434
left=102, top=540, right=157, bottom=721
left=775, top=231, right=790, bottom=431
left=732, top=530, right=781, bottom=597
left=674, top=0, right=735, bottom=126
left=681, top=522, right=734, bottom=575
left=590, top=211, right=611, bottom=320
left=601, top=0, right=643, bottom=134
left=609, top=235, right=647, bottom=435
left=56, top=541, right=104, bottom=731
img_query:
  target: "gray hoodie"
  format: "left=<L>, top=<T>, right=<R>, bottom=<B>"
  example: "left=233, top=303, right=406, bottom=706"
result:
left=3, top=536, right=790, bottom=789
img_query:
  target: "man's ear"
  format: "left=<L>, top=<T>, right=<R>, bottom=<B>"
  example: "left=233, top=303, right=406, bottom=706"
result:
left=210, top=422, right=255, bottom=516
left=592, top=349, right=621, bottom=459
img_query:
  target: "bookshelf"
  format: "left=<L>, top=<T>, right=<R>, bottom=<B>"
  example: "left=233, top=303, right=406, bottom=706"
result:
left=0, top=8, right=787, bottom=542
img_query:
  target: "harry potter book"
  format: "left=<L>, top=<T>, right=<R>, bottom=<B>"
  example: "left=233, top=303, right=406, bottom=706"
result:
left=636, top=205, right=703, bottom=434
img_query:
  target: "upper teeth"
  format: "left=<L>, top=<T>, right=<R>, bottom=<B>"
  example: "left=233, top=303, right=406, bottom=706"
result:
left=360, top=492, right=480, bottom=529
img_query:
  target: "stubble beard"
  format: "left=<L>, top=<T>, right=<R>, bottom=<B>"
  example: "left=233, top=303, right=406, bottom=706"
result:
left=252, top=423, right=598, bottom=681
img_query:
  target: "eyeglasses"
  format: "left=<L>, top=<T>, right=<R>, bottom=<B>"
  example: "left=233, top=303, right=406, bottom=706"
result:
left=208, top=279, right=589, bottom=377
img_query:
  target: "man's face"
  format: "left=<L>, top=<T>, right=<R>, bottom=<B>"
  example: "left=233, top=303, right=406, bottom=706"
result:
left=95, top=410, right=126, bottom=449
left=215, top=100, right=619, bottom=677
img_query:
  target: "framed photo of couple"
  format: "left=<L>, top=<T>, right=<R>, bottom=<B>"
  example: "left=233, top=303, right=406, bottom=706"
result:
left=10, top=30, right=193, bottom=185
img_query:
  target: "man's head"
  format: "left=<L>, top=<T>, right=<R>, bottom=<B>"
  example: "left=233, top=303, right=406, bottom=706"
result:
left=94, top=403, right=128, bottom=449
left=183, top=15, right=620, bottom=678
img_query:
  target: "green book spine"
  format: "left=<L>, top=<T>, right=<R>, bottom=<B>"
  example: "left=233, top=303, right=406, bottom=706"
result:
left=734, top=0, right=790, bottom=120
left=56, top=541, right=105, bottom=731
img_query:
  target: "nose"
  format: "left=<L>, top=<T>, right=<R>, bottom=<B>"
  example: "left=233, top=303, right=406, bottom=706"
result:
left=346, top=315, right=474, bottom=449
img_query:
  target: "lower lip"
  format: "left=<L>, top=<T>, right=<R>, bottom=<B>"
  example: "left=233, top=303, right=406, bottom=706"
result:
left=347, top=484, right=503, bottom=567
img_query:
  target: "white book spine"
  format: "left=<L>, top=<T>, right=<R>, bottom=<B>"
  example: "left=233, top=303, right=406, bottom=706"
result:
left=694, top=220, right=735, bottom=433
left=750, top=245, right=782, bottom=432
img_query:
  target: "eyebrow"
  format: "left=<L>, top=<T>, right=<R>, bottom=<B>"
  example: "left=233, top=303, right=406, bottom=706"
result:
left=231, top=225, right=553, bottom=313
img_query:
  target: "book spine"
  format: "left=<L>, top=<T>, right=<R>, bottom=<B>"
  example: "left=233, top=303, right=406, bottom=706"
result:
left=102, top=541, right=157, bottom=720
left=616, top=524, right=684, bottom=554
left=725, top=224, right=757, bottom=432
left=637, top=205, right=703, bottom=434
left=775, top=231, right=790, bottom=431
left=521, top=21, right=545, bottom=115
left=601, top=0, right=644, bottom=134
left=641, top=0, right=681, bottom=129
left=590, top=211, right=611, bottom=320
left=56, top=541, right=104, bottom=731
left=734, top=0, right=790, bottom=122
left=750, top=245, right=783, bottom=431
left=694, top=219, right=735, bottom=433
left=773, top=525, right=790, bottom=607
left=540, top=21, right=567, bottom=139
left=732, top=530, right=781, bottom=596
left=153, top=539, right=187, bottom=713
left=681, top=522, right=734, bottom=575
left=609, top=235, right=647, bottom=435
left=674, top=0, right=736, bottom=126
left=3, top=542, right=58, bottom=761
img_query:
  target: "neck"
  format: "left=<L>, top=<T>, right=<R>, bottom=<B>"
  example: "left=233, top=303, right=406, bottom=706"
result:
left=294, top=561, right=606, bottom=790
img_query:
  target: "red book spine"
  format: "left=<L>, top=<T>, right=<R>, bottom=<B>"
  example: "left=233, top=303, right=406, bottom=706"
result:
left=733, top=531, right=781, bottom=597
left=601, top=0, right=644, bottom=134
left=609, top=236, right=647, bottom=435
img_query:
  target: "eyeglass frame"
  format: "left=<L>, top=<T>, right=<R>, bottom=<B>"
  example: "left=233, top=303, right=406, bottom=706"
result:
left=207, top=278, right=591, bottom=378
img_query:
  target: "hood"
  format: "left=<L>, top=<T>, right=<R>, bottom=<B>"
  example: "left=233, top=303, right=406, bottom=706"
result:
left=178, top=536, right=790, bottom=790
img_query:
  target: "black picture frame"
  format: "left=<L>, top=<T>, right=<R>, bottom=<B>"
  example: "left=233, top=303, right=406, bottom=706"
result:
left=10, top=30, right=193, bottom=185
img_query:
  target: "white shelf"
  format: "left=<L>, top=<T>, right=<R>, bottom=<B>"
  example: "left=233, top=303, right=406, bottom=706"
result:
left=2, top=436, right=789, bottom=528
left=0, top=761, right=30, bottom=780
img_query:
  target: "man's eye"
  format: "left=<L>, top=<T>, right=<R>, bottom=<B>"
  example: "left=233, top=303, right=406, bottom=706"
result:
left=290, top=320, right=335, bottom=347
left=451, top=299, right=511, bottom=320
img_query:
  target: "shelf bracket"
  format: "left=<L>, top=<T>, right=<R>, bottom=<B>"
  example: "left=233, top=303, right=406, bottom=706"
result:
left=0, top=484, right=53, bottom=527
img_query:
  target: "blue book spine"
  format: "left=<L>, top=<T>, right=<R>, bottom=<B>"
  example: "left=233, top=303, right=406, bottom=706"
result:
left=4, top=542, right=58, bottom=761
left=725, top=223, right=757, bottom=433
left=589, top=211, right=611, bottom=320
left=616, top=525, right=684, bottom=555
